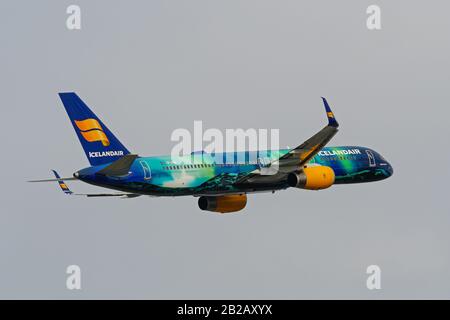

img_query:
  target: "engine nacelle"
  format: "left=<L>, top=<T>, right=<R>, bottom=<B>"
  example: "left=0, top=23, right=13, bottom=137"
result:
left=287, top=166, right=335, bottom=190
left=198, top=194, right=247, bottom=213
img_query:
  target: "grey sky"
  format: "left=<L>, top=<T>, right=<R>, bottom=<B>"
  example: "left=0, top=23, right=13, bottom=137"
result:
left=1, top=0, right=449, bottom=298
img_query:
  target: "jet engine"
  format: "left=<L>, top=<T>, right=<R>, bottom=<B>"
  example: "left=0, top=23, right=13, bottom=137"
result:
left=198, top=194, right=247, bottom=213
left=287, top=166, right=335, bottom=190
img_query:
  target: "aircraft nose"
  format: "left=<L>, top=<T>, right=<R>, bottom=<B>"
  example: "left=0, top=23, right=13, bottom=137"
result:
left=385, top=163, right=394, bottom=177
left=375, top=151, right=393, bottom=178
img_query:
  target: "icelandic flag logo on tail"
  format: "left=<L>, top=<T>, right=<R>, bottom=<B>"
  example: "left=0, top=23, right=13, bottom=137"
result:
left=74, top=119, right=110, bottom=147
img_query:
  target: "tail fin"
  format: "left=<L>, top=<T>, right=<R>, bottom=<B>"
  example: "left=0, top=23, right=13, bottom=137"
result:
left=58, top=92, right=130, bottom=166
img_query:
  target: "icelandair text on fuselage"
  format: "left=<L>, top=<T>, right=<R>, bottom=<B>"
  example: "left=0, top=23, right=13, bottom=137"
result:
left=318, top=148, right=361, bottom=156
left=89, top=150, right=124, bottom=158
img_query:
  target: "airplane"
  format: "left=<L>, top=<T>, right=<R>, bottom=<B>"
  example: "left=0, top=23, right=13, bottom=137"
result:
left=29, top=93, right=393, bottom=213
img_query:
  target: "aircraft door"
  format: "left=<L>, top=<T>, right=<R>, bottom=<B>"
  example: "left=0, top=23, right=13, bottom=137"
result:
left=140, top=160, right=152, bottom=180
left=365, top=150, right=376, bottom=167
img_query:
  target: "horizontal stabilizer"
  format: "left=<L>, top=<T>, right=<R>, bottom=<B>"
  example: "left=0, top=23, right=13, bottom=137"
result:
left=96, top=154, right=138, bottom=177
left=28, top=170, right=141, bottom=198
left=28, top=177, right=77, bottom=183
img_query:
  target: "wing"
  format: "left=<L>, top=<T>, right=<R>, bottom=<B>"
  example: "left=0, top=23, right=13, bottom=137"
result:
left=275, top=97, right=338, bottom=170
left=29, top=170, right=141, bottom=198
left=237, top=97, right=339, bottom=184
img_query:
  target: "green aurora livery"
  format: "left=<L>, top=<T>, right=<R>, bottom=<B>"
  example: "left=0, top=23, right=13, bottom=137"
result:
left=30, top=93, right=393, bottom=213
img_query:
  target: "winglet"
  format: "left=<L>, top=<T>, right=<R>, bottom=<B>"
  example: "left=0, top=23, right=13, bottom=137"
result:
left=52, top=170, right=73, bottom=195
left=321, top=97, right=339, bottom=128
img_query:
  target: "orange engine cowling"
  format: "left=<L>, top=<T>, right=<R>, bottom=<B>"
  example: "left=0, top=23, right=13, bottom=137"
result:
left=198, top=194, right=247, bottom=213
left=287, top=166, right=335, bottom=190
